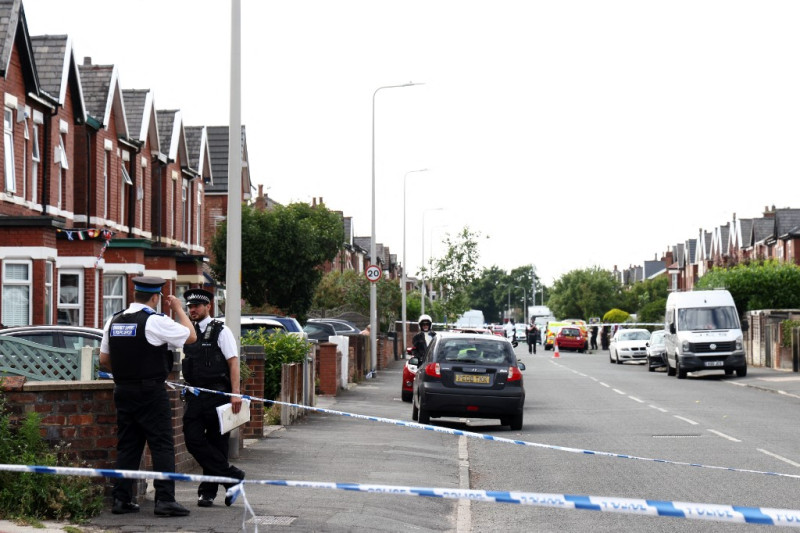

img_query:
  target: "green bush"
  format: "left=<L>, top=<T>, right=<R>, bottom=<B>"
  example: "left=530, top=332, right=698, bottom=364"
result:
left=781, top=320, right=800, bottom=348
left=0, top=390, right=104, bottom=522
left=603, top=308, right=630, bottom=323
left=242, top=331, right=310, bottom=401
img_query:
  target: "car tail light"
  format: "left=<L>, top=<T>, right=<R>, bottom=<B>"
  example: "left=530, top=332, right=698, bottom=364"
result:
left=425, top=362, right=441, bottom=378
left=507, top=366, right=522, bottom=382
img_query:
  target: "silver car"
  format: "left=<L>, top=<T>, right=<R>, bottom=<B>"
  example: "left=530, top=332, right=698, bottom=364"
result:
left=609, top=328, right=650, bottom=364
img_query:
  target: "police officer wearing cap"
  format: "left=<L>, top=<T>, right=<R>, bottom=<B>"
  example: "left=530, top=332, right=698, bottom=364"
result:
left=99, top=276, right=196, bottom=517
left=181, top=288, right=245, bottom=508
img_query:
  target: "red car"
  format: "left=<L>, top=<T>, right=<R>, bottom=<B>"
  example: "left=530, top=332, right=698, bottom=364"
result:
left=555, top=326, right=588, bottom=352
left=401, top=347, right=419, bottom=402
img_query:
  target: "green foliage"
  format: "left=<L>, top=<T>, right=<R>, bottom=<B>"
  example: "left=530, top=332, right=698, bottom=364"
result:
left=618, top=276, right=669, bottom=316
left=638, top=297, right=667, bottom=324
left=0, top=394, right=103, bottom=521
left=696, top=260, right=800, bottom=314
left=603, top=308, right=630, bottom=323
left=311, top=270, right=401, bottom=332
left=466, top=266, right=507, bottom=323
left=212, top=202, right=344, bottom=319
left=429, top=227, right=483, bottom=323
left=781, top=320, right=800, bottom=348
left=242, top=330, right=311, bottom=401
left=548, top=267, right=622, bottom=320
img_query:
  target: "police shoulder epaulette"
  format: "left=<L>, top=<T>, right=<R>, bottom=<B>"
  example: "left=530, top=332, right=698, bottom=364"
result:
left=141, top=307, right=164, bottom=316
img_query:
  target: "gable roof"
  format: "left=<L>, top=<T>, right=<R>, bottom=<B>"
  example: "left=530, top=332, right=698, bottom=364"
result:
left=752, top=217, right=775, bottom=245
left=156, top=109, right=190, bottom=166
left=78, top=60, right=128, bottom=135
left=643, top=260, right=666, bottom=279
left=685, top=238, right=697, bottom=264
left=738, top=218, right=754, bottom=248
left=775, top=208, right=800, bottom=239
left=205, top=125, right=251, bottom=195
left=30, top=34, right=85, bottom=117
left=0, top=0, right=38, bottom=95
left=184, top=125, right=212, bottom=183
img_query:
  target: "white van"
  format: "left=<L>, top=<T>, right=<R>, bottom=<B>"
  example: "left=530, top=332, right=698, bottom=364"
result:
left=664, top=289, right=747, bottom=379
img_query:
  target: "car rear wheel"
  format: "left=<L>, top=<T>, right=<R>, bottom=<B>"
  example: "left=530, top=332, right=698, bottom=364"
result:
left=411, top=399, right=419, bottom=421
left=503, top=411, right=523, bottom=431
left=648, top=357, right=655, bottom=372
left=401, top=390, right=412, bottom=402
left=736, top=366, right=747, bottom=377
left=418, top=404, right=431, bottom=425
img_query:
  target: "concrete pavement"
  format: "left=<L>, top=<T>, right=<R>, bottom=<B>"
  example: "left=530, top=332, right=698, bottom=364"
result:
left=2, top=356, right=800, bottom=532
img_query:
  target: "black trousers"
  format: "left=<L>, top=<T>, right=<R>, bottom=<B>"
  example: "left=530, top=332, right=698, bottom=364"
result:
left=112, top=385, right=176, bottom=503
left=183, top=389, right=244, bottom=499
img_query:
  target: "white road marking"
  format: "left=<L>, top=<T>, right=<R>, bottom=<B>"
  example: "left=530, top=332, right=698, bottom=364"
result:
left=757, top=448, right=800, bottom=468
left=628, top=396, right=644, bottom=403
left=457, top=436, right=471, bottom=532
left=599, top=382, right=610, bottom=388
left=673, top=415, right=699, bottom=425
left=707, top=429, right=741, bottom=442
left=612, top=388, right=626, bottom=395
left=649, top=405, right=668, bottom=413
left=777, top=390, right=800, bottom=400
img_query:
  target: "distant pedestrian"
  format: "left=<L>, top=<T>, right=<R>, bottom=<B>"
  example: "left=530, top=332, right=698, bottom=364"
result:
left=590, top=326, right=599, bottom=351
left=601, top=327, right=610, bottom=350
left=526, top=321, right=539, bottom=354
left=412, top=314, right=436, bottom=360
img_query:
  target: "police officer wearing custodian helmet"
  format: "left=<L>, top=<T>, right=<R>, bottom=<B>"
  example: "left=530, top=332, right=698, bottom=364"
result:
left=99, top=276, right=197, bottom=517
left=181, top=288, right=245, bottom=508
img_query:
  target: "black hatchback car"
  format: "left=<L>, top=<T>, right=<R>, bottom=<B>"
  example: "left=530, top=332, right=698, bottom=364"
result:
left=411, top=333, right=526, bottom=430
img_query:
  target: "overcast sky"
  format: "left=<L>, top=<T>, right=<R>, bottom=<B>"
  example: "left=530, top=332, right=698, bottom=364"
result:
left=23, top=1, right=800, bottom=286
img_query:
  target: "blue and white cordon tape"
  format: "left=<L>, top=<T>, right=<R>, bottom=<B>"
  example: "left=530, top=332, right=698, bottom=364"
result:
left=3, top=463, right=800, bottom=528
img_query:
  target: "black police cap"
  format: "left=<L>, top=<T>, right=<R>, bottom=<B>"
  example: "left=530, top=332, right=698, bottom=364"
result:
left=183, top=288, right=213, bottom=305
left=132, top=276, right=167, bottom=293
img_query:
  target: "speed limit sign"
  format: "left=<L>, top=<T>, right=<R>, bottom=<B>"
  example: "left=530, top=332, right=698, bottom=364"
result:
left=365, top=264, right=382, bottom=282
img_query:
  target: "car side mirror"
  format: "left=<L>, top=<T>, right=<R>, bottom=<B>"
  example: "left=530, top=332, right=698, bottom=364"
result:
left=646, top=342, right=650, bottom=347
left=517, top=361, right=526, bottom=371
left=408, top=357, right=419, bottom=366
left=669, top=323, right=676, bottom=334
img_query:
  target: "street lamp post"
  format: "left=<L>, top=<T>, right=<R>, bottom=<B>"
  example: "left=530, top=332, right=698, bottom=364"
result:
left=402, top=168, right=428, bottom=354
left=420, top=207, right=443, bottom=316
left=370, top=82, right=421, bottom=376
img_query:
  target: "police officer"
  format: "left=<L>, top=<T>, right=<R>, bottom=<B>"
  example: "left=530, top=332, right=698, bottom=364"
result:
left=99, top=276, right=195, bottom=517
left=412, top=314, right=436, bottom=360
left=181, top=288, right=246, bottom=507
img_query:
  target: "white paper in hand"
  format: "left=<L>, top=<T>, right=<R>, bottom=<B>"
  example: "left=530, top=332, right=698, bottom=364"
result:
left=216, top=399, right=251, bottom=434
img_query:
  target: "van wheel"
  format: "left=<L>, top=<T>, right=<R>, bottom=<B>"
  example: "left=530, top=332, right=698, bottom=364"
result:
left=736, top=366, right=747, bottom=377
left=677, top=359, right=687, bottom=379
left=667, top=356, right=676, bottom=376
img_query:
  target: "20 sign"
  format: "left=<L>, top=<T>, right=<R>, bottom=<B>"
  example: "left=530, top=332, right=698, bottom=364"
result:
left=365, top=265, right=382, bottom=283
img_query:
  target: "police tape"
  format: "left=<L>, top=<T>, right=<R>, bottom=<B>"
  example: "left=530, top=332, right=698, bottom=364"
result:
left=3, top=463, right=800, bottom=527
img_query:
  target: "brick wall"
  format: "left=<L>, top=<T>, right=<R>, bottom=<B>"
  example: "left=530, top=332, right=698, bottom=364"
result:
left=317, top=342, right=341, bottom=395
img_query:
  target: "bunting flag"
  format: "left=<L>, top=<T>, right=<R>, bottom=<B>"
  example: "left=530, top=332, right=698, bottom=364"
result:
left=56, top=228, right=114, bottom=241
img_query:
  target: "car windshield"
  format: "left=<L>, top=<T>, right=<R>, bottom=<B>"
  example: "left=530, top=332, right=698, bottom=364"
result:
left=437, top=339, right=515, bottom=364
left=650, top=332, right=666, bottom=346
left=619, top=330, right=650, bottom=341
left=678, top=307, right=739, bottom=331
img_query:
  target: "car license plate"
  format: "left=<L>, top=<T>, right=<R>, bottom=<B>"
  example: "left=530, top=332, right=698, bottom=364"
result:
left=455, top=374, right=490, bottom=384
left=705, top=360, right=724, bottom=367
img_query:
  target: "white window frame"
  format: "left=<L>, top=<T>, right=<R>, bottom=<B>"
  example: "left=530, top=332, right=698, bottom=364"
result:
left=57, top=269, right=84, bottom=326
left=2, top=260, right=32, bottom=326
left=31, top=123, right=39, bottom=203
left=4, top=108, right=15, bottom=194
left=44, top=261, right=53, bottom=324
left=103, top=273, right=126, bottom=322
left=103, top=151, right=109, bottom=219
left=182, top=179, right=189, bottom=243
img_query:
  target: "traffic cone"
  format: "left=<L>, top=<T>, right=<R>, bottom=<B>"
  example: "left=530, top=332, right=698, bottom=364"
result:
left=553, top=339, right=560, bottom=358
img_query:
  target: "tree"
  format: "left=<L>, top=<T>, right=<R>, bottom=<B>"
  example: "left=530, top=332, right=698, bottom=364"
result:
left=603, top=308, right=630, bottom=323
left=466, top=266, right=507, bottom=323
left=311, top=269, right=401, bottom=331
left=211, top=202, right=343, bottom=319
left=696, top=260, right=800, bottom=313
left=429, top=226, right=482, bottom=323
left=618, top=276, right=669, bottom=316
left=547, top=267, right=622, bottom=319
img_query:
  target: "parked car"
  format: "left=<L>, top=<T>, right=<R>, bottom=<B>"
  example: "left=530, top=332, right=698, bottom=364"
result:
left=453, top=327, right=492, bottom=335
left=646, top=329, right=667, bottom=371
left=217, top=316, right=287, bottom=337
left=0, top=325, right=103, bottom=349
left=401, top=347, right=418, bottom=402
left=261, top=315, right=308, bottom=340
left=513, top=324, right=528, bottom=343
left=307, top=318, right=361, bottom=336
left=490, top=324, right=505, bottom=337
left=411, top=332, right=526, bottom=430
left=304, top=321, right=336, bottom=343
left=609, top=328, right=651, bottom=364
left=555, top=326, right=587, bottom=352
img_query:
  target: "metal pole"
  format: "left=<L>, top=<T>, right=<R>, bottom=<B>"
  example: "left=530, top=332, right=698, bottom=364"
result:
left=402, top=168, right=427, bottom=353
left=371, top=82, right=420, bottom=376
left=226, top=0, right=242, bottom=457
